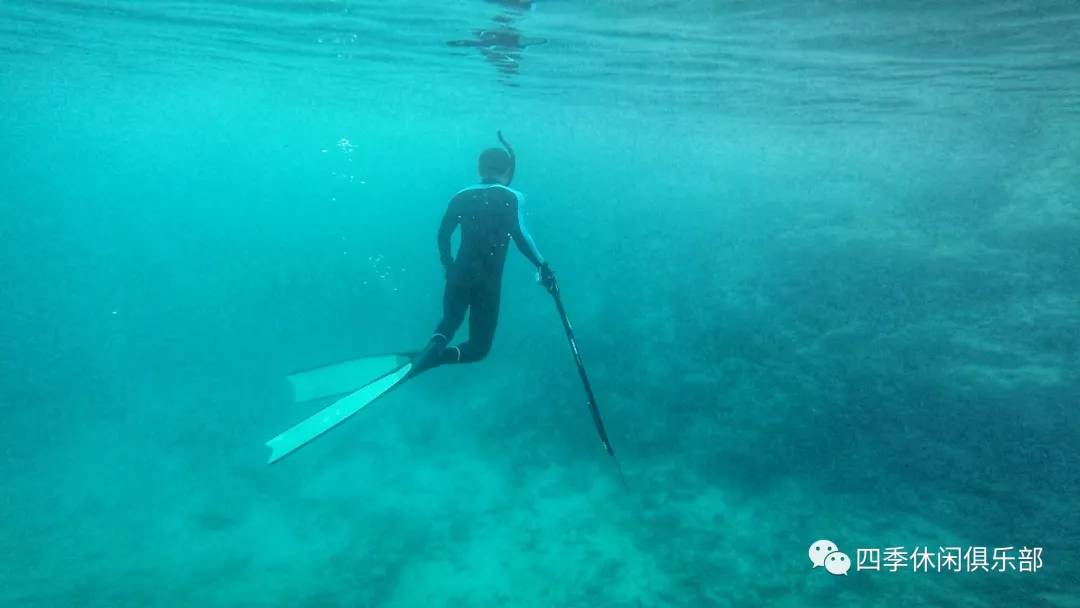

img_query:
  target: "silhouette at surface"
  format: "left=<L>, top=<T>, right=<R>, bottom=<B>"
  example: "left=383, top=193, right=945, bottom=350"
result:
left=447, top=0, right=546, bottom=85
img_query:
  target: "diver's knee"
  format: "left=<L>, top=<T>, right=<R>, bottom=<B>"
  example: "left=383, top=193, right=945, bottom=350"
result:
left=472, top=340, right=494, bottom=361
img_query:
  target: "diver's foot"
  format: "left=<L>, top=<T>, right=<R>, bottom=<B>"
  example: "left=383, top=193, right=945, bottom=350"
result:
left=408, top=336, right=448, bottom=378
left=440, top=345, right=462, bottom=364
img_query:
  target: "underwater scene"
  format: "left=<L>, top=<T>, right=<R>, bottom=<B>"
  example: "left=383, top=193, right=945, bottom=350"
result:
left=1, top=1, right=1077, bottom=606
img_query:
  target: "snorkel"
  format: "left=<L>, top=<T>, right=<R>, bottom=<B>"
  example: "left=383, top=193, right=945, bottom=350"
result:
left=497, top=130, right=516, bottom=186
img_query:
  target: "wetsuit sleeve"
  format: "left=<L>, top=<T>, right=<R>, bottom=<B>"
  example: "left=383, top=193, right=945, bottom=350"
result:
left=438, top=198, right=460, bottom=269
left=509, top=193, right=545, bottom=269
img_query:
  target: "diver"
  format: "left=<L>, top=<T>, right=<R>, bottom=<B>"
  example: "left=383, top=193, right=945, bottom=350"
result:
left=409, top=133, right=555, bottom=377
left=264, top=133, right=560, bottom=464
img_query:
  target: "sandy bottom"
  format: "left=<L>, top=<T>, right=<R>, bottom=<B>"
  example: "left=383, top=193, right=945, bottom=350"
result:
left=1, top=360, right=1075, bottom=608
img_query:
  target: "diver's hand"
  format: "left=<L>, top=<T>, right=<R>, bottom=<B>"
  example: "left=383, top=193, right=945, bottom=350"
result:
left=536, top=262, right=556, bottom=292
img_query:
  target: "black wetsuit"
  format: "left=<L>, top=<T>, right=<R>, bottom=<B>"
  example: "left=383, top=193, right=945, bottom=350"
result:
left=431, top=179, right=544, bottom=363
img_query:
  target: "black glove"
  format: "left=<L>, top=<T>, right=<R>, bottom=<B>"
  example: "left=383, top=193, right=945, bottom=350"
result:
left=537, top=262, right=556, bottom=292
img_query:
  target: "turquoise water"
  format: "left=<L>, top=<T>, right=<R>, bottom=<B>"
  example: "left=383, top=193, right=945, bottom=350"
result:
left=1, top=1, right=1078, bottom=606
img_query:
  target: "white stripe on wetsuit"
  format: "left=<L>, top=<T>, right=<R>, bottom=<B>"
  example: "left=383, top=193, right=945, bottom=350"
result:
left=512, top=190, right=545, bottom=265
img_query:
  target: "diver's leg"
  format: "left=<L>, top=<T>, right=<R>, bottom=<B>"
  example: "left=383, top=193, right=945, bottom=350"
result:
left=445, top=278, right=501, bottom=364
left=434, top=268, right=469, bottom=342
left=411, top=271, right=469, bottom=375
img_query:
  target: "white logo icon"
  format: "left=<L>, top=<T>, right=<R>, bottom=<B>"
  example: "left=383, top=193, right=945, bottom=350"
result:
left=809, top=540, right=850, bottom=576
left=809, top=540, right=837, bottom=568
left=825, top=551, right=851, bottom=575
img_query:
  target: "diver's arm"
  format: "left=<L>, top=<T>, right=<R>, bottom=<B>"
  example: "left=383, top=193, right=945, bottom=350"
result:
left=437, top=202, right=460, bottom=270
left=509, top=195, right=544, bottom=269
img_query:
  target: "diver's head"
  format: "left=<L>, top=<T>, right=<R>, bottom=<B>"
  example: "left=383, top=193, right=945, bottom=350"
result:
left=478, top=147, right=513, bottom=184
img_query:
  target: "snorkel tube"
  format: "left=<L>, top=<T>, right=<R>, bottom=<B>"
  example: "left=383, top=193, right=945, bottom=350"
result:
left=497, top=130, right=516, bottom=186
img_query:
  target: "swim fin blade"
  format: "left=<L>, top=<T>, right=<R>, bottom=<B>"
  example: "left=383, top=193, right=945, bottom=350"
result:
left=266, top=360, right=413, bottom=464
left=287, top=353, right=411, bottom=403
